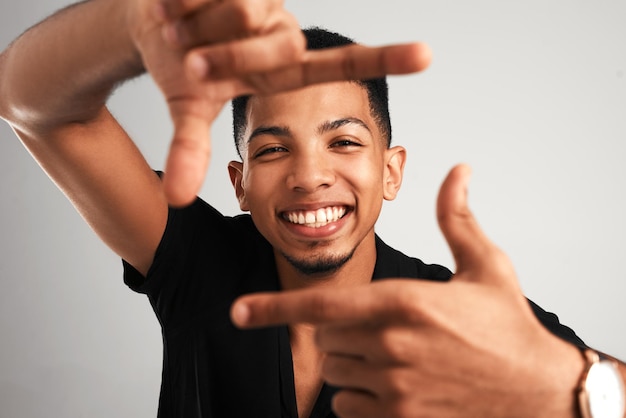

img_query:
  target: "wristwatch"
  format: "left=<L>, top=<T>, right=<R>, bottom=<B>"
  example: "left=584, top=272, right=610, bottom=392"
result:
left=578, top=348, right=625, bottom=418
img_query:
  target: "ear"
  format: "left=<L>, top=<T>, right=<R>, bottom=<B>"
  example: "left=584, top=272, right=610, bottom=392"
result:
left=382, top=146, right=406, bottom=201
left=228, top=161, right=250, bottom=211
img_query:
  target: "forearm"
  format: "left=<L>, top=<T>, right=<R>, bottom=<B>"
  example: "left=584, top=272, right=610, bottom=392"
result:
left=0, top=0, right=144, bottom=133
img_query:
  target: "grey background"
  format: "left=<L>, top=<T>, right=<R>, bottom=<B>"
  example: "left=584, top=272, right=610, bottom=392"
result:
left=1, top=1, right=625, bottom=416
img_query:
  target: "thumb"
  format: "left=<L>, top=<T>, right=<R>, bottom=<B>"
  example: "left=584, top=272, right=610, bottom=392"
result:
left=162, top=104, right=214, bottom=207
left=436, top=164, right=514, bottom=285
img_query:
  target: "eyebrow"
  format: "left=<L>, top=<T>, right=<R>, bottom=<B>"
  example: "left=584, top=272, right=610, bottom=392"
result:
left=317, top=117, right=371, bottom=136
left=248, top=117, right=371, bottom=144
left=248, top=125, right=292, bottom=144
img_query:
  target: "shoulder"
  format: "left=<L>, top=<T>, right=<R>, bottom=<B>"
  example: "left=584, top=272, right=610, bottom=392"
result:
left=167, top=196, right=259, bottom=241
left=124, top=195, right=271, bottom=293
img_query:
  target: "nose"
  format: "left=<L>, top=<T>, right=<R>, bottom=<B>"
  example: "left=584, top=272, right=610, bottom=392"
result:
left=286, top=149, right=335, bottom=193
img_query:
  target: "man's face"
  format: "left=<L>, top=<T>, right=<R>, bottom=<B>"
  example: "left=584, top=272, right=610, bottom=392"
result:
left=229, top=82, right=405, bottom=276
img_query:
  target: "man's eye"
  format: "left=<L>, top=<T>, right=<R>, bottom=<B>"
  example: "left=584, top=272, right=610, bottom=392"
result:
left=331, top=139, right=361, bottom=148
left=255, top=146, right=288, bottom=158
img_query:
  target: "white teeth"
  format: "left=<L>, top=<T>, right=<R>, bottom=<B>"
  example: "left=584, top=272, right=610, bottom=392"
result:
left=284, top=206, right=347, bottom=228
left=316, top=208, right=327, bottom=223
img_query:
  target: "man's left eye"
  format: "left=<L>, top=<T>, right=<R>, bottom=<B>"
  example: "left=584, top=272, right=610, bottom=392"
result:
left=331, top=139, right=360, bottom=147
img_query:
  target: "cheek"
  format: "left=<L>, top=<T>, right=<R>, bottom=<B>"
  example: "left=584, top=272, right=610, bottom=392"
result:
left=242, top=169, right=279, bottom=209
left=343, top=159, right=385, bottom=191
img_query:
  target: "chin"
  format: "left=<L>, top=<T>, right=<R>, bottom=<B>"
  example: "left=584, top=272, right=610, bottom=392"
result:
left=281, top=249, right=355, bottom=277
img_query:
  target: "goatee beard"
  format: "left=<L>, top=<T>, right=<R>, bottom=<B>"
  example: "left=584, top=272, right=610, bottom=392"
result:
left=281, top=249, right=355, bottom=276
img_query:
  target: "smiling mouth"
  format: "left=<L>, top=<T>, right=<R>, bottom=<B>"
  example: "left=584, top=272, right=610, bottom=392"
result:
left=282, top=206, right=348, bottom=228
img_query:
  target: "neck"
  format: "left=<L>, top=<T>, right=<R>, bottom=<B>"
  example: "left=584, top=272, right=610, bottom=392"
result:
left=275, top=233, right=377, bottom=292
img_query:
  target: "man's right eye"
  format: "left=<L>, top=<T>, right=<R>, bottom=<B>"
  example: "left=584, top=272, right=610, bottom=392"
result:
left=254, top=146, right=288, bottom=158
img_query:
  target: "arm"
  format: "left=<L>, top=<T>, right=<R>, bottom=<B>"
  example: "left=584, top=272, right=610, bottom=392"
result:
left=0, top=0, right=143, bottom=130
left=232, top=165, right=626, bottom=418
left=0, top=0, right=167, bottom=276
left=0, top=0, right=431, bottom=276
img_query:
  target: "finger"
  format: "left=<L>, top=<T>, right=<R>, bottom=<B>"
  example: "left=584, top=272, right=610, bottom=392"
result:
left=157, top=0, right=214, bottom=22
left=231, top=281, right=419, bottom=328
left=436, top=164, right=487, bottom=273
left=162, top=100, right=214, bottom=207
left=326, top=362, right=421, bottom=407
left=332, top=389, right=382, bottom=418
left=323, top=354, right=416, bottom=397
left=163, top=0, right=285, bottom=48
left=322, top=354, right=377, bottom=392
left=436, top=164, right=514, bottom=283
left=185, top=23, right=305, bottom=80
left=191, top=40, right=431, bottom=85
left=317, top=323, right=419, bottom=366
left=296, top=42, right=432, bottom=86
left=315, top=324, right=374, bottom=358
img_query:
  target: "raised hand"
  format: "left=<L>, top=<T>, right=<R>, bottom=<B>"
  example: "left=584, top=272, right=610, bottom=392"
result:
left=129, top=0, right=431, bottom=206
left=230, top=165, right=584, bottom=418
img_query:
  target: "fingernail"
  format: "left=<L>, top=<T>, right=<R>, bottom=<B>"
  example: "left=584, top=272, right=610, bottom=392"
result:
left=188, top=54, right=210, bottom=79
left=231, top=302, right=250, bottom=327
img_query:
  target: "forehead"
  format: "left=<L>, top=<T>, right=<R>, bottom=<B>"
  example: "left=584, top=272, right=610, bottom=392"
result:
left=244, top=82, right=375, bottom=135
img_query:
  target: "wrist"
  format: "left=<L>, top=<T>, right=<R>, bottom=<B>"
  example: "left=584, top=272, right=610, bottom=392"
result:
left=519, top=333, right=584, bottom=418
left=577, top=348, right=625, bottom=418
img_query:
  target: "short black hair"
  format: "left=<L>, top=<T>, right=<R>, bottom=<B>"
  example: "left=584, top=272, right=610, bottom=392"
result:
left=231, top=27, right=391, bottom=157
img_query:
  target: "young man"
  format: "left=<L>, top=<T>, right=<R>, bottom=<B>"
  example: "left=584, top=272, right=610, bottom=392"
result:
left=1, top=1, right=624, bottom=417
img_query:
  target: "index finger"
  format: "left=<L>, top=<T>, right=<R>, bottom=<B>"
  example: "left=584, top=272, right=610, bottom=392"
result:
left=195, top=41, right=432, bottom=86
left=231, top=281, right=415, bottom=329
left=298, top=42, right=432, bottom=86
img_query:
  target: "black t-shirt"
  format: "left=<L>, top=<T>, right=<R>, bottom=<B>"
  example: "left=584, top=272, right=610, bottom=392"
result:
left=124, top=197, right=584, bottom=418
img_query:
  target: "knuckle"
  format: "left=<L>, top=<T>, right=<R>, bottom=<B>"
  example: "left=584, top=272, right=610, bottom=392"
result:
left=393, top=287, right=421, bottom=321
left=225, top=43, right=248, bottom=73
left=339, top=45, right=382, bottom=80
left=281, top=31, right=305, bottom=60
left=377, top=329, right=400, bottom=358
left=250, top=71, right=281, bottom=95
left=388, top=369, right=413, bottom=397
left=376, top=328, right=418, bottom=365
left=377, top=386, right=415, bottom=418
left=378, top=328, right=414, bottom=362
left=314, top=325, right=330, bottom=349
left=437, top=203, right=473, bottom=227
left=320, top=354, right=333, bottom=376
left=308, top=292, right=335, bottom=321
left=320, top=353, right=346, bottom=382
left=376, top=46, right=387, bottom=75
left=341, top=48, right=359, bottom=79
left=299, top=60, right=315, bottom=87
left=231, top=1, right=261, bottom=31
left=266, top=301, right=283, bottom=323
left=255, top=296, right=285, bottom=325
